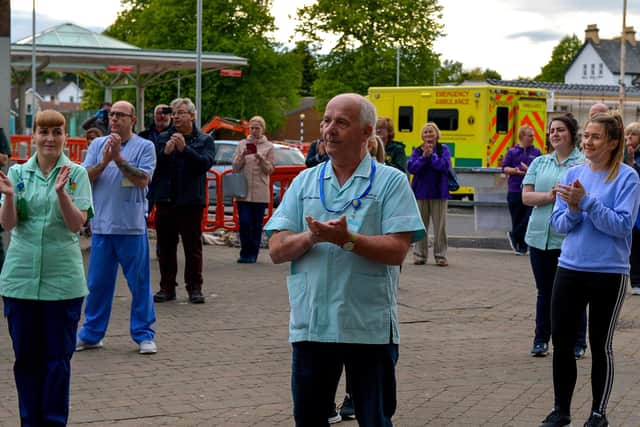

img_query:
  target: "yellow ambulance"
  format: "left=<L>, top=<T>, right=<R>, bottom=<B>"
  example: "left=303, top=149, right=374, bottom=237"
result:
left=368, top=85, right=548, bottom=194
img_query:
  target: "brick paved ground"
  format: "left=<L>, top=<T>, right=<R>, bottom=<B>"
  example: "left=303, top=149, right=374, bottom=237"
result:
left=2, top=243, right=640, bottom=426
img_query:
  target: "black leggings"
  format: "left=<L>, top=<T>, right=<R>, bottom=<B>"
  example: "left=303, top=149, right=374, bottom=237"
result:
left=551, top=267, right=627, bottom=416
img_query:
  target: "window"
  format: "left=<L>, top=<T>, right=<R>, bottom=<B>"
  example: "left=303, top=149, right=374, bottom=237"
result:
left=496, top=107, right=509, bottom=133
left=398, top=106, right=413, bottom=132
left=591, top=64, right=595, bottom=76
left=427, top=109, right=458, bottom=131
left=583, top=64, right=587, bottom=77
left=599, top=63, right=603, bottom=76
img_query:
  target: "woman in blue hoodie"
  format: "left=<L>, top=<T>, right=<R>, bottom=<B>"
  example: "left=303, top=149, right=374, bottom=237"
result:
left=539, top=112, right=640, bottom=427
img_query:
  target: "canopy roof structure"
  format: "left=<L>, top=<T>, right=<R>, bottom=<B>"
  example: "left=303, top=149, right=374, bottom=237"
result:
left=11, top=23, right=248, bottom=127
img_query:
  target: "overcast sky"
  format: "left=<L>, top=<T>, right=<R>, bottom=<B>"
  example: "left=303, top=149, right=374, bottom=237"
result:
left=9, top=0, right=640, bottom=80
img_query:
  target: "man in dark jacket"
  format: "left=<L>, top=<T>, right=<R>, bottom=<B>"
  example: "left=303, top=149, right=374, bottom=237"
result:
left=149, top=98, right=215, bottom=304
left=139, top=104, right=172, bottom=144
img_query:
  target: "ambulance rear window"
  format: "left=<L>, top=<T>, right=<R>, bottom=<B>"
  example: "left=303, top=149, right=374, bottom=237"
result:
left=398, top=106, right=413, bottom=132
left=428, top=109, right=458, bottom=131
left=496, top=107, right=509, bottom=133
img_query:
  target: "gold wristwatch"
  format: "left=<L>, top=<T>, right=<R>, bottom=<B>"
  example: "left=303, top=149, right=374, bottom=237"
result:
left=341, top=233, right=356, bottom=251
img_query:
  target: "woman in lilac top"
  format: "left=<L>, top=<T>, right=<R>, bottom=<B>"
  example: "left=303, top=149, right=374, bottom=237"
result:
left=408, top=122, right=451, bottom=266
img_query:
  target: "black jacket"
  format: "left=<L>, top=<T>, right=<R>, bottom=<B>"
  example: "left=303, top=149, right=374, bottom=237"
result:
left=139, top=122, right=170, bottom=144
left=148, top=125, right=215, bottom=207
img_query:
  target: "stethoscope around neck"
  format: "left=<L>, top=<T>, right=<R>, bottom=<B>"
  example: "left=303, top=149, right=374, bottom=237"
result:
left=318, top=159, right=376, bottom=214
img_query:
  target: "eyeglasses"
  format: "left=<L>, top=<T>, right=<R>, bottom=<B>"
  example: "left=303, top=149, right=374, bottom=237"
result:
left=109, top=111, right=134, bottom=119
left=171, top=111, right=190, bottom=117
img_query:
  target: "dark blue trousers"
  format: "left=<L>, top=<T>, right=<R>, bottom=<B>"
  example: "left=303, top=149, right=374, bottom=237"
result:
left=507, top=191, right=532, bottom=249
left=529, top=247, right=587, bottom=348
left=237, top=201, right=267, bottom=261
left=3, top=297, right=83, bottom=427
left=292, top=341, right=398, bottom=427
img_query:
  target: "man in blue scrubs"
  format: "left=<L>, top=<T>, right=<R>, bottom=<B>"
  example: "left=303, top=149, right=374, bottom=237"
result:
left=265, top=93, right=425, bottom=426
left=76, top=100, right=158, bottom=355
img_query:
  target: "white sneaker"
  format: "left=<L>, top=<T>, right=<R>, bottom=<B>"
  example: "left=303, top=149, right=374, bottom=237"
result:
left=76, top=339, right=103, bottom=352
left=632, top=287, right=640, bottom=295
left=139, top=340, right=157, bottom=354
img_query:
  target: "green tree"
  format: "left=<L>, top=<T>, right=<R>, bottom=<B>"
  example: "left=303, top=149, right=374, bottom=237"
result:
left=295, top=0, right=444, bottom=105
left=456, top=67, right=502, bottom=82
left=436, top=60, right=463, bottom=84
left=290, top=42, right=319, bottom=96
left=83, top=0, right=302, bottom=132
left=535, top=34, right=581, bottom=82
left=296, top=0, right=443, bottom=51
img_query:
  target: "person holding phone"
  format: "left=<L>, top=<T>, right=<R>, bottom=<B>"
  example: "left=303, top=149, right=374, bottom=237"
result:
left=231, top=116, right=275, bottom=263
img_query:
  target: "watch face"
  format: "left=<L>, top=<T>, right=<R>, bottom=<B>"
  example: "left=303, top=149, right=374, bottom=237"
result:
left=342, top=241, right=355, bottom=251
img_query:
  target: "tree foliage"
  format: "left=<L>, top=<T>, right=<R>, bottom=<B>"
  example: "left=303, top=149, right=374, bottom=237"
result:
left=296, top=0, right=443, bottom=51
left=535, top=34, right=581, bottom=82
left=295, top=0, right=444, bottom=106
left=456, top=67, right=502, bottom=83
left=290, top=42, right=319, bottom=97
left=83, top=0, right=302, bottom=131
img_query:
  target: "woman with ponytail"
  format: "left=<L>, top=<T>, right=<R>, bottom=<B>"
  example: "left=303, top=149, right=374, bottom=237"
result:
left=539, top=112, right=640, bottom=427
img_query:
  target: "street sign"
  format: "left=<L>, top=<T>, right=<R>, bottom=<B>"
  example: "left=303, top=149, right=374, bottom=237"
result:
left=220, top=69, right=242, bottom=78
left=106, top=65, right=134, bottom=73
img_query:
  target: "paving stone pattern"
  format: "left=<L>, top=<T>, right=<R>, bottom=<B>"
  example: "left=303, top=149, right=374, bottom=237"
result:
left=2, top=245, right=640, bottom=426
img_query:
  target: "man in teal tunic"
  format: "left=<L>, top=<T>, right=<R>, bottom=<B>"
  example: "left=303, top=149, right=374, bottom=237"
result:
left=265, top=93, right=425, bottom=426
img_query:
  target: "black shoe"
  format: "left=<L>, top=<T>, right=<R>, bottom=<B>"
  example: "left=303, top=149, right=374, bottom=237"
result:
left=339, top=394, right=355, bottom=420
left=531, top=342, right=549, bottom=357
left=237, top=257, right=256, bottom=264
left=516, top=243, right=528, bottom=256
left=584, top=412, right=608, bottom=427
left=539, top=409, right=571, bottom=427
left=189, top=289, right=205, bottom=304
left=153, top=289, right=176, bottom=303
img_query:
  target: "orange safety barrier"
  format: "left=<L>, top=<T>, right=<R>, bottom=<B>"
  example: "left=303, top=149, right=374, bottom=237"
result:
left=9, top=134, right=306, bottom=234
left=202, top=165, right=306, bottom=233
left=10, top=135, right=89, bottom=164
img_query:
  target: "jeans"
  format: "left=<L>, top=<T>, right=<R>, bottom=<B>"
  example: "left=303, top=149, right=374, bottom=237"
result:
left=507, top=192, right=531, bottom=249
left=551, top=268, right=626, bottom=415
left=155, top=204, right=204, bottom=292
left=4, top=297, right=83, bottom=427
left=237, top=201, right=267, bottom=261
left=529, top=247, right=587, bottom=348
left=292, top=341, right=398, bottom=427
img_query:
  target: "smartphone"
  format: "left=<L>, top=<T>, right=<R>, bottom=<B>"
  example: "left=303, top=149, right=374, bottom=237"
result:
left=246, top=142, right=257, bottom=154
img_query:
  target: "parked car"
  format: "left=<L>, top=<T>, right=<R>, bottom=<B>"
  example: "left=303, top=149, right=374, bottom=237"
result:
left=207, top=139, right=306, bottom=208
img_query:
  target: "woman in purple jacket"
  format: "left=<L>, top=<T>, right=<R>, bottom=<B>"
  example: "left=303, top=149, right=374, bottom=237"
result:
left=408, top=122, right=451, bottom=266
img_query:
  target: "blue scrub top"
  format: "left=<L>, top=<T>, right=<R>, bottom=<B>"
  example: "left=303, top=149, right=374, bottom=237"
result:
left=83, top=134, right=156, bottom=235
left=265, top=154, right=426, bottom=344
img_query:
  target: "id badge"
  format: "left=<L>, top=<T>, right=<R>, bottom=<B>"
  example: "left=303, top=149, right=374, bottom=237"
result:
left=121, top=178, right=134, bottom=187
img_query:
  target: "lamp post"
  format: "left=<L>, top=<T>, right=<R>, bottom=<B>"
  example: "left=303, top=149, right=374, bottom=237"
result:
left=619, top=0, right=627, bottom=112
left=396, top=47, right=400, bottom=86
left=299, top=113, right=305, bottom=147
left=195, top=0, right=202, bottom=128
